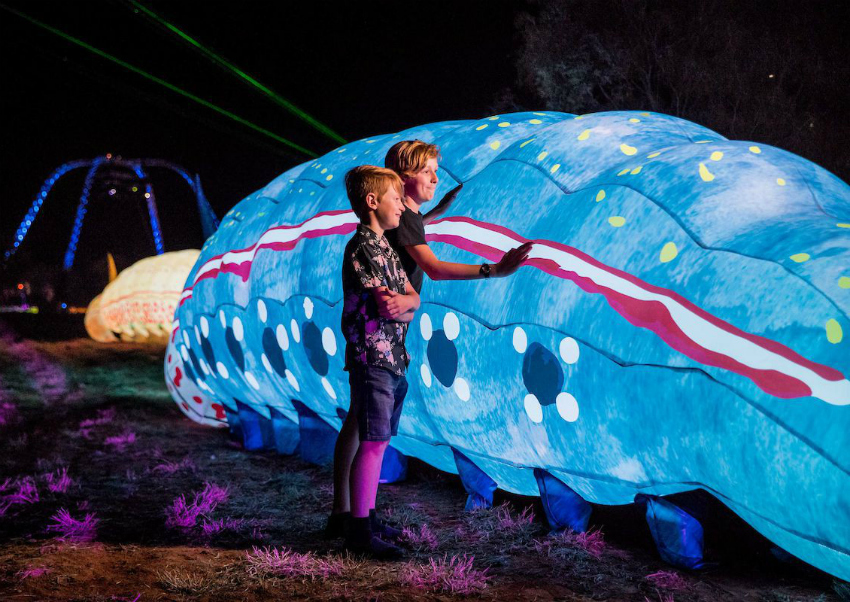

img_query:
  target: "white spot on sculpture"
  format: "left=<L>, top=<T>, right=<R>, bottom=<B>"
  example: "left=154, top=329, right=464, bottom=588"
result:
left=322, top=327, right=337, bottom=356
left=257, top=299, right=267, bottom=323
left=261, top=353, right=272, bottom=373
left=421, top=364, right=432, bottom=387
left=285, top=369, right=300, bottom=392
left=454, top=377, right=470, bottom=401
left=200, top=316, right=209, bottom=337
left=513, top=327, right=528, bottom=353
left=290, top=319, right=301, bottom=343
left=276, top=323, right=289, bottom=350
left=524, top=394, right=543, bottom=423
left=420, top=313, right=433, bottom=341
left=245, top=371, right=260, bottom=390
left=219, top=310, right=226, bottom=328
left=216, top=362, right=229, bottom=379
left=194, top=325, right=202, bottom=345
left=444, top=312, right=460, bottom=341
left=182, top=330, right=191, bottom=348
left=232, top=317, right=244, bottom=342
left=321, top=377, right=337, bottom=399
left=180, top=346, right=189, bottom=362
left=556, top=392, right=579, bottom=422
left=199, top=359, right=210, bottom=375
left=559, top=337, right=580, bottom=364
left=303, top=297, right=314, bottom=319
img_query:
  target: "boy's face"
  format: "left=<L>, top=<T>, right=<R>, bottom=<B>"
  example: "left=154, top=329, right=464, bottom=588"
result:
left=404, top=157, right=439, bottom=204
left=372, top=183, right=404, bottom=230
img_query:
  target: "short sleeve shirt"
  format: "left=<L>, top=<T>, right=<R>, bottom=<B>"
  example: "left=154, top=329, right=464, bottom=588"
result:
left=341, top=225, right=410, bottom=375
left=385, top=208, right=426, bottom=294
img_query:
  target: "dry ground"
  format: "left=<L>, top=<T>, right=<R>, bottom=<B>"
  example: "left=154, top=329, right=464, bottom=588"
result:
left=0, top=322, right=844, bottom=601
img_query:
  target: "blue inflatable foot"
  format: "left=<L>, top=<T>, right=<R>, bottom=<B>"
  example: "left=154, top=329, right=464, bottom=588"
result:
left=379, top=445, right=408, bottom=484
left=236, top=400, right=274, bottom=451
left=637, top=494, right=705, bottom=570
left=269, top=407, right=300, bottom=455
left=452, top=449, right=497, bottom=511
left=292, top=399, right=337, bottom=465
left=223, top=405, right=242, bottom=443
left=533, top=468, right=592, bottom=532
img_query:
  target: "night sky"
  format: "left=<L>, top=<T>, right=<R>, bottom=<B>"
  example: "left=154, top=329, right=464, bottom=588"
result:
left=1, top=0, right=521, bottom=278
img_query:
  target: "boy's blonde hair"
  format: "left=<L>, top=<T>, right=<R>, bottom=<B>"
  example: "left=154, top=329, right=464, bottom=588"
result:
left=344, top=165, right=404, bottom=221
left=384, top=140, right=440, bottom=180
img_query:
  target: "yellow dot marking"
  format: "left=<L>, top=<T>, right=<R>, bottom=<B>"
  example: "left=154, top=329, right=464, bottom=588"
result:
left=326, top=175, right=333, bottom=181
left=365, top=140, right=376, bottom=144
left=476, top=124, right=488, bottom=131
left=533, top=112, right=546, bottom=116
left=630, top=166, right=642, bottom=175
left=620, top=143, right=637, bottom=156
left=310, top=191, right=315, bottom=196
left=839, top=276, right=850, bottom=289
left=577, top=129, right=591, bottom=141
left=617, top=168, right=630, bottom=176
left=337, top=148, right=347, bottom=153
left=321, top=168, right=327, bottom=174
left=537, top=151, right=548, bottom=160
left=659, top=242, right=678, bottom=263
left=520, top=138, right=535, bottom=148
left=695, top=140, right=711, bottom=144
left=777, top=178, right=786, bottom=186
left=574, top=115, right=586, bottom=120
left=640, top=112, right=651, bottom=117
left=550, top=164, right=561, bottom=174
left=608, top=216, right=626, bottom=227
left=749, top=146, right=761, bottom=154
left=710, top=151, right=724, bottom=161
left=529, top=119, right=543, bottom=124
left=647, top=152, right=661, bottom=158
left=498, top=122, right=510, bottom=128
left=790, top=253, right=810, bottom=263
left=257, top=212, right=266, bottom=217
left=489, top=141, right=501, bottom=150
left=837, top=223, right=850, bottom=229
left=826, top=319, right=843, bottom=344
left=596, top=190, right=606, bottom=202
left=629, top=118, right=640, bottom=123
left=488, top=116, right=499, bottom=121
left=699, top=163, right=715, bottom=182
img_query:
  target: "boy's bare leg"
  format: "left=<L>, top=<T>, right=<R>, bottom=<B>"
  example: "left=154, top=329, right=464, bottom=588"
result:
left=331, top=412, right=360, bottom=514
left=349, top=440, right=389, bottom=518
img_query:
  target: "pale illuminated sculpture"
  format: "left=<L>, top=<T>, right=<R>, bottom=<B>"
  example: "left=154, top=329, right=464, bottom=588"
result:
left=89, top=249, right=199, bottom=342
left=165, top=111, right=850, bottom=580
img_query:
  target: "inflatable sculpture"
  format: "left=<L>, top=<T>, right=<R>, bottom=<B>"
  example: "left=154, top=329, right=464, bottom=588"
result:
left=89, top=249, right=200, bottom=342
left=165, top=111, right=850, bottom=580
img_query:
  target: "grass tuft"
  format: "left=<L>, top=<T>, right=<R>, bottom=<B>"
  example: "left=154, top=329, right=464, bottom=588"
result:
left=399, top=554, right=489, bottom=595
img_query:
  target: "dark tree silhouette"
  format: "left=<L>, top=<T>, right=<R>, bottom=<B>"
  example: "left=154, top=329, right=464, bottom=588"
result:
left=497, top=0, right=850, bottom=181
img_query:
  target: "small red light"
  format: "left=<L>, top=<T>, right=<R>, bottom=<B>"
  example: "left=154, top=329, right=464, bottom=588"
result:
left=17, top=283, right=24, bottom=290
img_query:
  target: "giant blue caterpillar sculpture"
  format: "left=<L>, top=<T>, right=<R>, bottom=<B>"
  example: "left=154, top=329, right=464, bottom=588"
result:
left=165, top=111, right=850, bottom=580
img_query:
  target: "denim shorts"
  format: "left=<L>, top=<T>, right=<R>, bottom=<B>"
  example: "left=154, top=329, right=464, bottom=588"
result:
left=348, top=365, right=408, bottom=442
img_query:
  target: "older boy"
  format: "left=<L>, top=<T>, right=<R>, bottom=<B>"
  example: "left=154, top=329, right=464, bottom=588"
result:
left=337, top=165, right=419, bottom=558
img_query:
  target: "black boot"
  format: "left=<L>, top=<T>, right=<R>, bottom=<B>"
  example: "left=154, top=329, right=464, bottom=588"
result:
left=370, top=508, right=403, bottom=542
left=344, top=516, right=404, bottom=560
left=323, top=511, right=350, bottom=539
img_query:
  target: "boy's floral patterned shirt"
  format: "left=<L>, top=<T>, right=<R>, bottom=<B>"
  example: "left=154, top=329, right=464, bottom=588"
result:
left=341, top=224, right=410, bottom=375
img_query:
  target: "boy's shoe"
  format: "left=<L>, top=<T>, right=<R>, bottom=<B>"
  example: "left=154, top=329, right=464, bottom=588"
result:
left=323, top=511, right=350, bottom=539
left=370, top=509, right=403, bottom=542
left=344, top=516, right=405, bottom=560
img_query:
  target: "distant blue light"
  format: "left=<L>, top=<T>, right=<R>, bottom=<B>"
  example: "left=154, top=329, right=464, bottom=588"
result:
left=61, top=303, right=67, bottom=309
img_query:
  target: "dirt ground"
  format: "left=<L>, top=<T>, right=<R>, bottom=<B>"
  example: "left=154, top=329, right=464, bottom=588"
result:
left=0, top=325, right=845, bottom=601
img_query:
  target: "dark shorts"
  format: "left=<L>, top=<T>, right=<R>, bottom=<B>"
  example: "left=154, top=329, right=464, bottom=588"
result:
left=348, top=365, right=408, bottom=442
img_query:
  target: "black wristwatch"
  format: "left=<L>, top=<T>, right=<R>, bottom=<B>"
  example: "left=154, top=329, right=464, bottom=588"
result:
left=479, top=263, right=491, bottom=278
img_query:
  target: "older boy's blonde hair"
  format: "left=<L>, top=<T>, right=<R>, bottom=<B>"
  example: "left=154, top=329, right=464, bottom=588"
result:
left=384, top=140, right=440, bottom=180
left=344, top=165, right=404, bottom=221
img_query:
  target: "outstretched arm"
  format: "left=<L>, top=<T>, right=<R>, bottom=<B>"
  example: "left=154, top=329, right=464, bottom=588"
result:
left=406, top=241, right=533, bottom=281
left=422, top=183, right=463, bottom=226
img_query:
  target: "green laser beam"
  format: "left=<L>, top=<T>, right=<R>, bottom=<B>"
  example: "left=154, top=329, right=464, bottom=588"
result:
left=0, top=3, right=318, bottom=158
left=127, top=0, right=347, bottom=145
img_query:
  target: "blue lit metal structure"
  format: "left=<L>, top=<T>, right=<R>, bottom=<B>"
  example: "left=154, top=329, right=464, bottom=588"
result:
left=6, top=155, right=220, bottom=269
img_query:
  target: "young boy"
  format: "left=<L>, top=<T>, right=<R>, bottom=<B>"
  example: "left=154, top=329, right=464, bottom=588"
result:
left=336, top=165, right=419, bottom=558
left=385, top=139, right=532, bottom=294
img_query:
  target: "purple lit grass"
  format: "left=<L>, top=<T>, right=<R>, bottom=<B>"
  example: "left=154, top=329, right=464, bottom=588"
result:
left=0, top=402, right=19, bottom=425
left=165, top=482, right=229, bottom=530
left=153, top=458, right=196, bottom=474
left=246, top=546, right=346, bottom=580
left=534, top=527, right=607, bottom=559
left=400, top=554, right=489, bottom=595
left=79, top=407, right=116, bottom=428
left=42, top=467, right=74, bottom=493
left=104, top=431, right=136, bottom=450
left=0, top=476, right=39, bottom=516
left=17, top=566, right=51, bottom=580
left=47, top=508, right=99, bottom=542
left=645, top=570, right=689, bottom=590
left=200, top=517, right=248, bottom=538
left=402, top=523, right=440, bottom=552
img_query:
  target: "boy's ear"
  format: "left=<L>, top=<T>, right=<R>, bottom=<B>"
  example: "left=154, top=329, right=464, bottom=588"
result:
left=365, top=192, right=379, bottom=210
